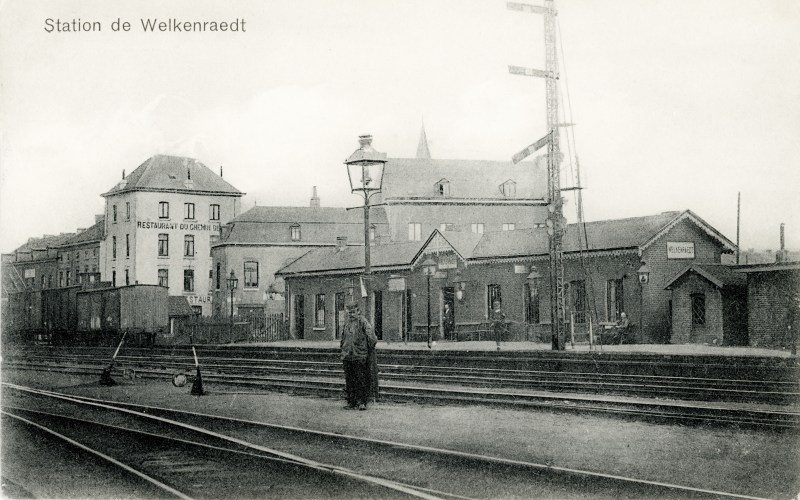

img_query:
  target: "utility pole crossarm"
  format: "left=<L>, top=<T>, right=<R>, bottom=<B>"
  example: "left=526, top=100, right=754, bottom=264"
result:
left=508, top=65, right=557, bottom=80
left=506, top=2, right=550, bottom=15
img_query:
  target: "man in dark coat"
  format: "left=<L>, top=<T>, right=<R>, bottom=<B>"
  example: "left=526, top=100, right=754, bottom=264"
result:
left=340, top=301, right=378, bottom=410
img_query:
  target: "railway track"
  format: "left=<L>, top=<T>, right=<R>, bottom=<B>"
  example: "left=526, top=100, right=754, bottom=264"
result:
left=5, top=357, right=800, bottom=430
left=2, top=383, right=776, bottom=499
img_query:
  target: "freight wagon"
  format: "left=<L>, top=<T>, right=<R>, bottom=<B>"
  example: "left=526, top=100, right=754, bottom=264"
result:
left=76, top=285, right=169, bottom=346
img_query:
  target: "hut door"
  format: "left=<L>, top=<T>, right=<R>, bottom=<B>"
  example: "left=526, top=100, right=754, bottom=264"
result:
left=293, top=294, right=305, bottom=339
left=335, top=292, right=345, bottom=340
left=374, top=291, right=383, bottom=340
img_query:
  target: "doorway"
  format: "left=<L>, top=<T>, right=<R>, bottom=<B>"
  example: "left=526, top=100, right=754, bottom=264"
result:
left=293, top=294, right=305, bottom=339
left=442, top=286, right=455, bottom=340
left=374, top=291, right=383, bottom=340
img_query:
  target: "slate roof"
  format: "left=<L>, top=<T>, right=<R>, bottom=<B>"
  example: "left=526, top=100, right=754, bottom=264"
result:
left=103, top=155, right=242, bottom=196
left=664, top=263, right=747, bottom=290
left=277, top=210, right=735, bottom=276
left=12, top=233, right=75, bottom=254
left=168, top=296, right=195, bottom=317
left=230, top=206, right=388, bottom=225
left=276, top=241, right=425, bottom=276
left=381, top=157, right=547, bottom=200
left=57, top=218, right=105, bottom=247
left=222, top=206, right=389, bottom=244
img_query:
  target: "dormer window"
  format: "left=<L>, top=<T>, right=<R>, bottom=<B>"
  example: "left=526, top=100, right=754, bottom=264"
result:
left=434, top=179, right=451, bottom=197
left=290, top=224, right=301, bottom=241
left=500, top=179, right=517, bottom=197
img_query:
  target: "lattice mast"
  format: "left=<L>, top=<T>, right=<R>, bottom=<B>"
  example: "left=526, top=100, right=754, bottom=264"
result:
left=507, top=0, right=566, bottom=349
left=544, top=0, right=566, bottom=350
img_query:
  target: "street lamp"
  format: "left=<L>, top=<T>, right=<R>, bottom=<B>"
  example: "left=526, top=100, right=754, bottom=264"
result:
left=637, top=262, right=650, bottom=343
left=344, top=135, right=387, bottom=326
left=227, top=270, right=238, bottom=343
left=421, top=258, right=438, bottom=349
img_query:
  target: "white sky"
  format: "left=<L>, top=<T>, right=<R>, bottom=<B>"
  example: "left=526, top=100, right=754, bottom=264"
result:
left=1, top=0, right=798, bottom=253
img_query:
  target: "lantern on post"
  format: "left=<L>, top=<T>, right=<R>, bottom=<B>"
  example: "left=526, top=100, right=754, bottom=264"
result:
left=344, top=135, right=387, bottom=324
left=421, top=258, right=438, bottom=349
left=226, top=270, right=238, bottom=343
left=637, top=262, right=650, bottom=342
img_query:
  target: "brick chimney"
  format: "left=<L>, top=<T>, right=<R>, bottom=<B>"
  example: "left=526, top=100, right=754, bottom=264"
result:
left=310, top=186, right=320, bottom=208
left=777, top=223, right=788, bottom=263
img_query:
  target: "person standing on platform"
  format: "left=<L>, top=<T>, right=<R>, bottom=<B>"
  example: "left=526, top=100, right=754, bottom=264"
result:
left=490, top=300, right=506, bottom=351
left=340, top=301, right=378, bottom=410
left=443, top=303, right=455, bottom=341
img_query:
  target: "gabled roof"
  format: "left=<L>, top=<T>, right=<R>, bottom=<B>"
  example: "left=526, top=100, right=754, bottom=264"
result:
left=276, top=240, right=425, bottom=277
left=664, top=263, right=747, bottom=290
left=168, top=296, right=195, bottom=317
left=381, top=157, right=547, bottom=200
left=57, top=218, right=105, bottom=247
left=222, top=206, right=389, bottom=245
left=230, top=206, right=388, bottom=224
left=641, top=210, right=736, bottom=253
left=103, top=155, right=243, bottom=197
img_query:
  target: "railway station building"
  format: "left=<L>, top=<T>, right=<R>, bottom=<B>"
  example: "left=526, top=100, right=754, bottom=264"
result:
left=275, top=210, right=737, bottom=344
left=100, top=155, right=243, bottom=316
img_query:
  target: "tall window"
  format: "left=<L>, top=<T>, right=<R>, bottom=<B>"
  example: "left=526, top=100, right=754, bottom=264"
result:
left=606, top=279, right=624, bottom=321
left=112, top=204, right=117, bottom=223
left=408, top=223, right=421, bottom=241
left=315, top=294, right=326, bottom=327
left=209, top=204, right=220, bottom=220
left=125, top=269, right=130, bottom=286
left=125, top=234, right=130, bottom=257
left=244, top=261, right=258, bottom=288
left=208, top=270, right=214, bottom=290
left=183, top=269, right=194, bottom=292
left=524, top=283, right=540, bottom=324
left=184, top=235, right=195, bottom=257
left=158, top=269, right=168, bottom=288
left=290, top=224, right=301, bottom=241
left=158, top=234, right=169, bottom=257
left=216, top=263, right=221, bottom=290
left=440, top=223, right=455, bottom=231
left=471, top=223, right=484, bottom=234
left=502, top=223, right=515, bottom=231
left=691, top=293, right=706, bottom=326
left=487, top=284, right=502, bottom=315
left=159, top=201, right=169, bottom=219
left=125, top=202, right=130, bottom=220
left=59, top=271, right=64, bottom=287
left=184, top=203, right=195, bottom=220
left=110, top=270, right=114, bottom=287
left=112, top=236, right=117, bottom=259
left=570, top=280, right=587, bottom=323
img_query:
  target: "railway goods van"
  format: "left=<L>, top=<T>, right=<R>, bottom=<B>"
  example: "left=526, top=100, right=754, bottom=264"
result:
left=76, top=285, right=169, bottom=346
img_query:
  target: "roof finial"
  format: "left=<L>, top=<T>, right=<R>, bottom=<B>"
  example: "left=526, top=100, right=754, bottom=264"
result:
left=416, top=119, right=431, bottom=159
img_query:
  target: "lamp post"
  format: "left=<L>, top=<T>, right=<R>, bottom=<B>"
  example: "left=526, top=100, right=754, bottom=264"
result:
left=421, top=258, right=437, bottom=349
left=227, top=270, right=238, bottom=343
left=452, top=269, right=466, bottom=303
left=344, top=135, right=387, bottom=326
left=637, top=262, right=650, bottom=343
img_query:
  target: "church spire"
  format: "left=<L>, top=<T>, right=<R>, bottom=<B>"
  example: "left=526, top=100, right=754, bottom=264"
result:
left=416, top=121, right=431, bottom=159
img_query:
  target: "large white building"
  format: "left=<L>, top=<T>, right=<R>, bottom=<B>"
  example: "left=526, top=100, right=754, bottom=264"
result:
left=101, top=155, right=243, bottom=315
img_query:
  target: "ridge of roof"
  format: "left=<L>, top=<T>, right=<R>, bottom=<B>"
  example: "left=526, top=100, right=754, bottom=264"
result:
left=103, top=155, right=243, bottom=196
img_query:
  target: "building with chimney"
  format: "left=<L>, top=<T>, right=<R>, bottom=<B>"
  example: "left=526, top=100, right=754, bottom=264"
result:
left=210, top=187, right=391, bottom=325
left=100, top=155, right=243, bottom=315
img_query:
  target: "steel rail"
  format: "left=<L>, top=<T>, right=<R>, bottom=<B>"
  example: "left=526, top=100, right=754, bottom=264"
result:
left=1, top=409, right=192, bottom=499
left=6, top=385, right=774, bottom=500
left=3, top=383, right=443, bottom=500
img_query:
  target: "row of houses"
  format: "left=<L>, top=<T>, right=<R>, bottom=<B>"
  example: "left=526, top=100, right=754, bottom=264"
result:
left=3, top=131, right=798, bottom=348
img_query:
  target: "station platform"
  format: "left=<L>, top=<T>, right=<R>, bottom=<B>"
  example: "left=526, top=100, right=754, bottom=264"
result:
left=236, top=339, right=797, bottom=358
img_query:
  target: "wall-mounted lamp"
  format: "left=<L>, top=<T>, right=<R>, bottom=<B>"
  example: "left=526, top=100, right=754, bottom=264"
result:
left=452, top=270, right=466, bottom=302
left=637, top=262, right=650, bottom=285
